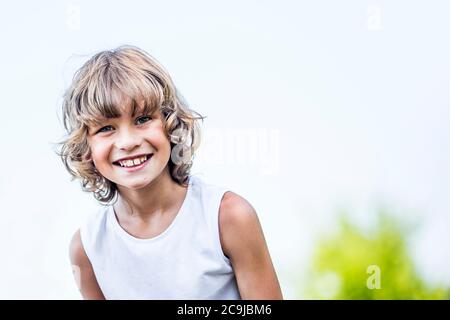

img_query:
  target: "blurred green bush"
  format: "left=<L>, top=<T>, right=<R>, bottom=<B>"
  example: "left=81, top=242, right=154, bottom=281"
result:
left=304, top=208, right=449, bottom=299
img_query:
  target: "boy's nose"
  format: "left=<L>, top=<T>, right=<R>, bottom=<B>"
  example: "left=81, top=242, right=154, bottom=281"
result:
left=115, top=130, right=142, bottom=151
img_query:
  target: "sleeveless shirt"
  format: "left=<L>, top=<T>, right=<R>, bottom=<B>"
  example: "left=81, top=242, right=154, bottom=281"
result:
left=80, top=175, right=241, bottom=299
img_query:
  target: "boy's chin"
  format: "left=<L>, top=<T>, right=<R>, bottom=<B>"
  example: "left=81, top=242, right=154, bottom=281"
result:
left=116, top=178, right=154, bottom=191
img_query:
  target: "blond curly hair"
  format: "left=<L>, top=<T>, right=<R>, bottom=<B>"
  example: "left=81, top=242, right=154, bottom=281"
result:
left=56, top=45, right=204, bottom=204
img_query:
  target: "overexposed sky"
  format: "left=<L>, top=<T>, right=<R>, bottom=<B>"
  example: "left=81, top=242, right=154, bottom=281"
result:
left=0, top=0, right=449, bottom=298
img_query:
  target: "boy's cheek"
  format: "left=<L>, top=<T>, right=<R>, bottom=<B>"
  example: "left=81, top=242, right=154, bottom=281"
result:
left=90, top=151, right=109, bottom=167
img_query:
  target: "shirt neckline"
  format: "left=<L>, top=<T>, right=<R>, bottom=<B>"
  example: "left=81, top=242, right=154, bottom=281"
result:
left=108, top=176, right=195, bottom=243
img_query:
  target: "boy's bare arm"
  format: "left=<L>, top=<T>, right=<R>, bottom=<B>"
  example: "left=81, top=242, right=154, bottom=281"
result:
left=69, top=229, right=106, bottom=300
left=219, top=192, right=283, bottom=300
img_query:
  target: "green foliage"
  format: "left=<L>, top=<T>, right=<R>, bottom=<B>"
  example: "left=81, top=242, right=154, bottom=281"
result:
left=304, top=209, right=448, bottom=299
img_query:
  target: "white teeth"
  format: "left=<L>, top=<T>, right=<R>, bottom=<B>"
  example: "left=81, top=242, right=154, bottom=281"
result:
left=117, top=155, right=150, bottom=167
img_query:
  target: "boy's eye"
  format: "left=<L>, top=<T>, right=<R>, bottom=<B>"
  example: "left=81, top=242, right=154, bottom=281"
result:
left=136, top=115, right=152, bottom=125
left=94, top=116, right=151, bottom=134
left=97, top=126, right=113, bottom=133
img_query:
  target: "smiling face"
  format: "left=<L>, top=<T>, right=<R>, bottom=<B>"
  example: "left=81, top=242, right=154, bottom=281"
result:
left=86, top=101, right=172, bottom=191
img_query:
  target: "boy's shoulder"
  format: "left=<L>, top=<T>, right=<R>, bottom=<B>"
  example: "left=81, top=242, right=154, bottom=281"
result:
left=69, top=229, right=88, bottom=271
left=219, top=191, right=259, bottom=241
left=77, top=205, right=111, bottom=251
left=82, top=205, right=111, bottom=229
left=219, top=191, right=257, bottom=221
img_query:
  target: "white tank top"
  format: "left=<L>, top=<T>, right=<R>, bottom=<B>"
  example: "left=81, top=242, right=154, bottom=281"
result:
left=80, top=175, right=241, bottom=300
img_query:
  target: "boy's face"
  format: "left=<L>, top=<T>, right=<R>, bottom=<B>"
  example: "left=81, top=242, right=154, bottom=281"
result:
left=86, top=103, right=171, bottom=191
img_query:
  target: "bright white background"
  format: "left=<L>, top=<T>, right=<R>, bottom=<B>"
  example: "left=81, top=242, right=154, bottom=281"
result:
left=0, top=0, right=449, bottom=299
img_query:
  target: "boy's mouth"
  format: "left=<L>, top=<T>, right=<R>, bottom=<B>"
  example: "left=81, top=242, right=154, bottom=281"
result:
left=113, top=153, right=153, bottom=168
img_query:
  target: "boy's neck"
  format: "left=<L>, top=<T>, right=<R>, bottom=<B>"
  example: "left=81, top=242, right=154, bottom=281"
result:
left=114, top=168, right=188, bottom=221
